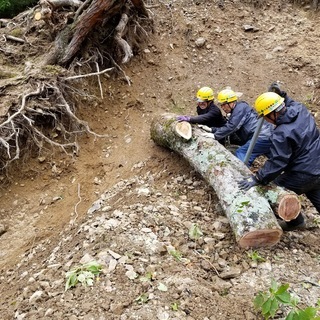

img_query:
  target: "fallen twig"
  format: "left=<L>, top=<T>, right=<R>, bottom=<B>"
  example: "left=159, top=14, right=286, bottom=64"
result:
left=193, top=250, right=220, bottom=277
left=64, top=67, right=113, bottom=80
left=94, top=61, right=103, bottom=99
left=5, top=35, right=25, bottom=43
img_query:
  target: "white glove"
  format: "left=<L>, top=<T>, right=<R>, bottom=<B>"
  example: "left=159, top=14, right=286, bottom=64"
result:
left=198, top=124, right=212, bottom=132
left=202, top=132, right=215, bottom=139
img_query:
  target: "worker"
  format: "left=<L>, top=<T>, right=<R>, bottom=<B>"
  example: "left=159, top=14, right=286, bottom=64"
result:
left=239, top=91, right=320, bottom=231
left=200, top=88, right=274, bottom=166
left=176, top=86, right=226, bottom=128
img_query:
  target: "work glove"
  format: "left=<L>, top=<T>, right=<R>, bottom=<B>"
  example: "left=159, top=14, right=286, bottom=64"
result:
left=238, top=175, right=260, bottom=191
left=268, top=82, right=286, bottom=98
left=176, top=115, right=191, bottom=122
left=198, top=124, right=212, bottom=132
left=202, top=132, right=215, bottom=139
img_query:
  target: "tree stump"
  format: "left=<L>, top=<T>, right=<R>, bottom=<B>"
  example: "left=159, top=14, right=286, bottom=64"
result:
left=150, top=113, right=290, bottom=248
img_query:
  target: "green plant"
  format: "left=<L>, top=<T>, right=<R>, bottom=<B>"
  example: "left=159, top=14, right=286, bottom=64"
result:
left=139, top=272, right=154, bottom=282
left=65, top=261, right=102, bottom=291
left=169, top=249, right=183, bottom=261
left=254, top=279, right=320, bottom=319
left=171, top=302, right=179, bottom=311
left=189, top=223, right=203, bottom=240
left=312, top=216, right=320, bottom=227
left=247, top=250, right=266, bottom=263
left=135, top=293, right=149, bottom=304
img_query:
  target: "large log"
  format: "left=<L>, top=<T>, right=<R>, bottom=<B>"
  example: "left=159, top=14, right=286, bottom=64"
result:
left=151, top=113, right=290, bottom=248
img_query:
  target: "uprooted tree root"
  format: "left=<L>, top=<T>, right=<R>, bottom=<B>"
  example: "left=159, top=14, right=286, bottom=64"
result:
left=0, top=0, right=154, bottom=177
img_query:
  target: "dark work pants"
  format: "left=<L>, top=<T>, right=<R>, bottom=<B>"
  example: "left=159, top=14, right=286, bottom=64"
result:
left=275, top=171, right=320, bottom=225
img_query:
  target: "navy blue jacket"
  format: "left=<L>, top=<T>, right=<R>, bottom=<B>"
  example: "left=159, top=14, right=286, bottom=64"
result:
left=212, top=101, right=272, bottom=144
left=189, top=101, right=226, bottom=127
left=256, top=99, right=320, bottom=184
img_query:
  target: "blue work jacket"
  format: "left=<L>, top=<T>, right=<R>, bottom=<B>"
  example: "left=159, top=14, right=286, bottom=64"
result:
left=212, top=101, right=272, bottom=144
left=256, top=99, right=320, bottom=184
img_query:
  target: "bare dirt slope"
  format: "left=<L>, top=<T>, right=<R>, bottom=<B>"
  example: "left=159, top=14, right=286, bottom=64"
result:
left=1, top=1, right=320, bottom=319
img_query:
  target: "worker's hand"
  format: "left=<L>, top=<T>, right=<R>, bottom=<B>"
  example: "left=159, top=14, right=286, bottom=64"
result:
left=176, top=115, right=191, bottom=122
left=238, top=175, right=260, bottom=191
left=268, top=82, right=286, bottom=97
left=198, top=124, right=212, bottom=132
left=202, top=132, right=215, bottom=139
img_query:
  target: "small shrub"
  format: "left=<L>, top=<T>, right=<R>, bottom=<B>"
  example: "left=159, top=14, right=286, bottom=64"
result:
left=247, top=250, right=266, bottom=263
left=65, top=261, right=102, bottom=291
left=254, top=279, right=320, bottom=319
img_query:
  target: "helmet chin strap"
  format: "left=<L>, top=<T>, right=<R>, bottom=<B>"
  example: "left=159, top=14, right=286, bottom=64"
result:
left=229, top=101, right=236, bottom=111
left=265, top=111, right=277, bottom=124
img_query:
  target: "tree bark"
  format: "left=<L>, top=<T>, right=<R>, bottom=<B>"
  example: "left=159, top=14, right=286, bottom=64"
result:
left=47, top=0, right=126, bottom=65
left=150, top=113, right=287, bottom=248
left=131, top=0, right=149, bottom=17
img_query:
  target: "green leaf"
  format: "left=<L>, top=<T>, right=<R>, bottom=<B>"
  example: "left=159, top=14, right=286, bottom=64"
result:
left=296, top=307, right=318, bottom=319
left=65, top=273, right=78, bottom=291
left=83, top=261, right=102, bottom=274
left=171, top=302, right=179, bottom=311
left=285, top=310, right=295, bottom=320
left=269, top=298, right=279, bottom=318
left=270, top=279, right=279, bottom=292
left=248, top=250, right=265, bottom=263
left=135, top=293, right=149, bottom=304
left=189, top=223, right=203, bottom=240
left=254, top=293, right=267, bottom=309
left=261, top=297, right=272, bottom=316
left=169, top=250, right=183, bottom=261
left=276, top=291, right=291, bottom=304
left=275, top=283, right=290, bottom=295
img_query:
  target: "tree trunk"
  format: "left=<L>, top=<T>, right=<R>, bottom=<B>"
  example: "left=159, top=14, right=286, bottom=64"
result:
left=59, top=0, right=126, bottom=65
left=150, top=113, right=287, bottom=248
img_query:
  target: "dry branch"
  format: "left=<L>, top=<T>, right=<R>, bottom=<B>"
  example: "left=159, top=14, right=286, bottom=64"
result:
left=150, top=113, right=287, bottom=248
left=45, top=0, right=82, bottom=8
left=64, top=67, right=113, bottom=80
left=4, top=35, right=25, bottom=43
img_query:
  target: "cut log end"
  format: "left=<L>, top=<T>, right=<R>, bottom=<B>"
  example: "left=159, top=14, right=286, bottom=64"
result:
left=277, top=194, right=301, bottom=222
left=175, top=121, right=192, bottom=140
left=34, top=12, right=42, bottom=21
left=239, top=229, right=283, bottom=248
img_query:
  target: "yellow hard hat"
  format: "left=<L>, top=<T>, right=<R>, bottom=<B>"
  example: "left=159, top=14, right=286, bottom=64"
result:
left=254, top=92, right=285, bottom=116
left=217, top=88, right=238, bottom=104
left=196, top=87, right=214, bottom=102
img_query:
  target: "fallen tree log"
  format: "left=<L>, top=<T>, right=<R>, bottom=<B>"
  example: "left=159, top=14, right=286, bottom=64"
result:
left=150, top=113, right=301, bottom=248
left=257, top=185, right=301, bottom=222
